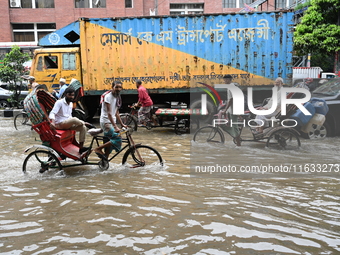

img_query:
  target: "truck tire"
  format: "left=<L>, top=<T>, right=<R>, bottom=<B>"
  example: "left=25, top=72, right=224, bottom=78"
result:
left=190, top=99, right=215, bottom=124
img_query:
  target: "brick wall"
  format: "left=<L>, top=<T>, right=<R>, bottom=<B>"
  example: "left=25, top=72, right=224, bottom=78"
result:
left=0, top=2, right=12, bottom=41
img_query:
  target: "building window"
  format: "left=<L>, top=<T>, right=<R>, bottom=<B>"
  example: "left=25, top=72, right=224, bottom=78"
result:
left=223, top=0, right=253, bottom=8
left=170, top=3, right=204, bottom=14
left=223, top=0, right=237, bottom=8
left=276, top=0, right=289, bottom=9
left=75, top=0, right=106, bottom=8
left=10, top=0, right=55, bottom=8
left=125, top=0, right=132, bottom=8
left=12, top=23, right=56, bottom=43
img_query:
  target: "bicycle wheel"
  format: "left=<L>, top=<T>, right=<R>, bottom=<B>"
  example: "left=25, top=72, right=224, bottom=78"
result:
left=266, top=129, right=301, bottom=150
left=14, top=112, right=31, bottom=131
left=122, top=145, right=163, bottom=167
left=193, top=126, right=225, bottom=144
left=23, top=150, right=62, bottom=174
left=119, top=113, right=138, bottom=131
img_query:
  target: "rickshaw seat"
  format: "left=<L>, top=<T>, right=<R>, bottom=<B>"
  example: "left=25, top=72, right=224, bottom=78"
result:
left=53, top=129, right=81, bottom=158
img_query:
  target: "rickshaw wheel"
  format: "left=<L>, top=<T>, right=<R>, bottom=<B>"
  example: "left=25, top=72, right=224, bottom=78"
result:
left=266, top=129, right=301, bottom=150
left=23, top=150, right=62, bottom=174
left=98, top=159, right=109, bottom=171
left=193, top=126, right=225, bottom=144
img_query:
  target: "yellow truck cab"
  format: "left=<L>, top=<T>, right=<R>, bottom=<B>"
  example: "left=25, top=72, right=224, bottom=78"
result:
left=31, top=47, right=81, bottom=92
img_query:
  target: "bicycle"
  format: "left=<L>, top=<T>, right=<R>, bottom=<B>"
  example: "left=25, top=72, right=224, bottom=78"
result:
left=14, top=110, right=32, bottom=131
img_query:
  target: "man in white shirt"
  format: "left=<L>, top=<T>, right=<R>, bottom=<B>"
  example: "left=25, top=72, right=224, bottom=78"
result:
left=49, top=86, right=89, bottom=154
left=94, top=81, right=127, bottom=160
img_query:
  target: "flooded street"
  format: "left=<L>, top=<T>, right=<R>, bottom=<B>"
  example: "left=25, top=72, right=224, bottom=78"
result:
left=0, top=117, right=340, bottom=254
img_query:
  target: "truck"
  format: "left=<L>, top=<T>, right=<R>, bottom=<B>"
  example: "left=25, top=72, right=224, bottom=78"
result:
left=293, top=67, right=337, bottom=79
left=30, top=11, right=294, bottom=119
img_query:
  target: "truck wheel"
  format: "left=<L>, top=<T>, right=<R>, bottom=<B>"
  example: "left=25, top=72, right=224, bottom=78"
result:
left=190, top=99, right=215, bottom=124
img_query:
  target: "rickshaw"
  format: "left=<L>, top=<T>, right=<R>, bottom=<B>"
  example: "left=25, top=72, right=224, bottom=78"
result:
left=22, top=85, right=163, bottom=175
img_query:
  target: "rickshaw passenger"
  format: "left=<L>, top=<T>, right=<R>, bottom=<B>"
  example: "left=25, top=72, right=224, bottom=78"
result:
left=94, top=81, right=128, bottom=160
left=49, top=87, right=90, bottom=154
left=254, top=77, right=283, bottom=134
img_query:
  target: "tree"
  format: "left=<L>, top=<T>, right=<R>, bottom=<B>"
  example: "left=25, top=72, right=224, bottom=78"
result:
left=294, top=0, right=340, bottom=63
left=0, top=46, right=30, bottom=108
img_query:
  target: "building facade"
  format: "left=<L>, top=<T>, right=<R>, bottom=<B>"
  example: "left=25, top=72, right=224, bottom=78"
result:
left=1, top=0, right=293, bottom=57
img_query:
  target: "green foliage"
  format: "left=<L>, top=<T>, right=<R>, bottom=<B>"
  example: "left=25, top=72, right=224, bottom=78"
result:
left=0, top=46, right=30, bottom=108
left=294, top=0, right=340, bottom=55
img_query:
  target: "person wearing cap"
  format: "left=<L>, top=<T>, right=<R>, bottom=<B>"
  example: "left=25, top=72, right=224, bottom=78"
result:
left=220, top=74, right=241, bottom=146
left=53, top=78, right=68, bottom=99
left=25, top=76, right=39, bottom=90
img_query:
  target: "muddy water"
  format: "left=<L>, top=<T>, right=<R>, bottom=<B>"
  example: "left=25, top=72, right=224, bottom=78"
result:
left=0, top=117, right=340, bottom=254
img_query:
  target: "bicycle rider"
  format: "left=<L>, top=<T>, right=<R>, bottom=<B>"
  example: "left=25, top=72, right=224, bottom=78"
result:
left=133, top=80, right=158, bottom=126
left=94, top=81, right=127, bottom=160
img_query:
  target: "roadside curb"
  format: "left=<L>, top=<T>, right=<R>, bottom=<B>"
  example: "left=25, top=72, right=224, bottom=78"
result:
left=0, top=109, right=23, bottom=117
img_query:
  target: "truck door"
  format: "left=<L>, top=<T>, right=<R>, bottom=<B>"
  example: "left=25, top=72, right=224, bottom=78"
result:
left=60, top=53, right=82, bottom=86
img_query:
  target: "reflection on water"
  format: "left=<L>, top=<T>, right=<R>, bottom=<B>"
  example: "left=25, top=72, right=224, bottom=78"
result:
left=0, top=117, right=340, bottom=254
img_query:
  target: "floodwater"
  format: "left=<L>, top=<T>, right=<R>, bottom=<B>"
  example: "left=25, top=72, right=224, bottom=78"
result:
left=0, top=117, right=340, bottom=254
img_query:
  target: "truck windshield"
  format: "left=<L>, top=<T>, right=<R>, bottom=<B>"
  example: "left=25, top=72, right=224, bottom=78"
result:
left=45, top=56, right=58, bottom=69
